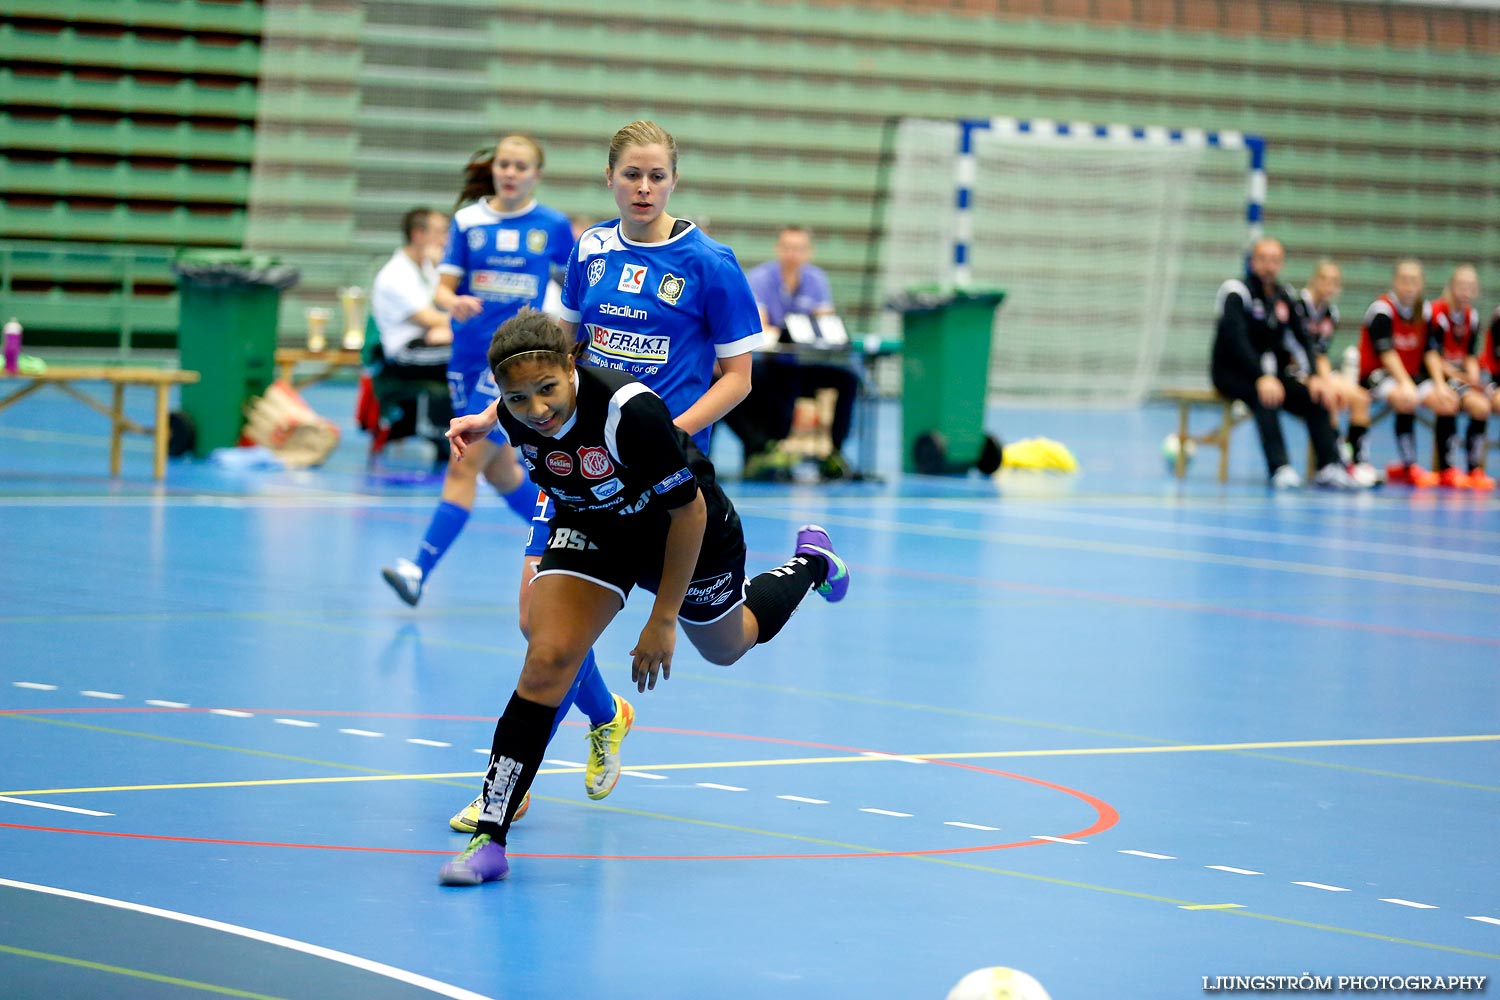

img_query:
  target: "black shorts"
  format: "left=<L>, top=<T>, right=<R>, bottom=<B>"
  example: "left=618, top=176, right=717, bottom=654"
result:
left=533, top=486, right=747, bottom=625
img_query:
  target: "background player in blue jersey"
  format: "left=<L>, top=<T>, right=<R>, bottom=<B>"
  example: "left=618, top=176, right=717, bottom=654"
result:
left=445, top=121, right=768, bottom=834
left=437, top=311, right=849, bottom=885
left=382, top=134, right=574, bottom=608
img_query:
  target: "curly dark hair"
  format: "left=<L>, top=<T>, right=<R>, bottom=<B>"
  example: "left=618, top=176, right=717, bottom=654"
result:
left=487, top=309, right=578, bottom=379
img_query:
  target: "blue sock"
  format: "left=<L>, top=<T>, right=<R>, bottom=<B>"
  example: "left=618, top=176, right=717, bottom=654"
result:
left=572, top=649, right=616, bottom=727
left=415, top=500, right=469, bottom=576
left=499, top=469, right=537, bottom=524
left=549, top=648, right=614, bottom=739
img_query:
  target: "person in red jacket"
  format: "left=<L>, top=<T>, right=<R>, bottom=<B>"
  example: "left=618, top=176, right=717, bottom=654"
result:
left=1426, top=265, right=1492, bottom=489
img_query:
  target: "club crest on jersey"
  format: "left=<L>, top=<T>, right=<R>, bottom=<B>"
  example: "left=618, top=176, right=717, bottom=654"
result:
left=545, top=451, right=573, bottom=475
left=526, top=229, right=547, bottom=253
left=496, top=229, right=520, bottom=252
left=467, top=228, right=487, bottom=251
left=521, top=444, right=538, bottom=457
left=1274, top=300, right=1290, bottom=324
left=577, top=446, right=614, bottom=479
left=588, top=258, right=607, bottom=286
left=618, top=264, right=647, bottom=294
left=657, top=273, right=685, bottom=305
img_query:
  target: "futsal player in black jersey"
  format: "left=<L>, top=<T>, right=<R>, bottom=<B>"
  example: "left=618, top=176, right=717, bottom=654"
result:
left=437, top=311, right=850, bottom=885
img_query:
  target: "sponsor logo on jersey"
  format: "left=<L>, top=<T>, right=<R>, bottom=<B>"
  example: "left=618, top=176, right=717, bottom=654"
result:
left=657, top=273, right=685, bottom=305
left=588, top=258, right=606, bottom=286
left=618, top=264, right=647, bottom=294
left=467, top=228, right=487, bottom=251
left=684, top=572, right=734, bottom=606
left=586, top=324, right=671, bottom=364
left=590, top=477, right=624, bottom=500
left=547, top=488, right=585, bottom=502
left=617, top=489, right=652, bottom=515
left=548, top=528, right=598, bottom=551
left=496, top=229, right=520, bottom=252
left=653, top=467, right=693, bottom=494
left=471, top=270, right=539, bottom=300
left=599, top=303, right=648, bottom=320
left=546, top=451, right=574, bottom=475
left=526, top=229, right=548, bottom=253
left=577, top=446, right=614, bottom=479
left=521, top=444, right=538, bottom=457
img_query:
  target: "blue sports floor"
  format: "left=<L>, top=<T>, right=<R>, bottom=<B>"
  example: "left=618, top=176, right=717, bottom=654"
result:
left=2, top=377, right=1497, bottom=999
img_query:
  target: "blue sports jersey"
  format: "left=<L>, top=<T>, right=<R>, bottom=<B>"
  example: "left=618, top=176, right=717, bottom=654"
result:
left=441, top=199, right=574, bottom=375
left=560, top=220, right=762, bottom=453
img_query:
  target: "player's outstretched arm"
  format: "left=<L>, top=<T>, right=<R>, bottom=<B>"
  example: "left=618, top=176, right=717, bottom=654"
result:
left=446, top=401, right=500, bottom=461
left=631, top=490, right=706, bottom=692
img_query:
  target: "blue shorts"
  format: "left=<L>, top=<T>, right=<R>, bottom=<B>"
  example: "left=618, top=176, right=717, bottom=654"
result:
left=447, top=367, right=509, bottom=446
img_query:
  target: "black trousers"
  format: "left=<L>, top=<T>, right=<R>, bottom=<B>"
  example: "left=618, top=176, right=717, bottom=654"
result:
left=1211, top=366, right=1340, bottom=475
left=723, top=356, right=859, bottom=457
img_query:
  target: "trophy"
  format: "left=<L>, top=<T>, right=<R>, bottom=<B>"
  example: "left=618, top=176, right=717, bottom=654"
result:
left=339, top=286, right=367, bottom=351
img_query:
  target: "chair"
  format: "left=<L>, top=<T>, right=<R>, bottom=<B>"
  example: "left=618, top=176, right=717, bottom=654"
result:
left=354, top=315, right=452, bottom=468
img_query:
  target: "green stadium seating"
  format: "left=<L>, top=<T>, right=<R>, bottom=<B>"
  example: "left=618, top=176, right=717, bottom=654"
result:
left=0, top=157, right=249, bottom=204
left=4, top=0, right=262, bottom=36
left=0, top=24, right=260, bottom=78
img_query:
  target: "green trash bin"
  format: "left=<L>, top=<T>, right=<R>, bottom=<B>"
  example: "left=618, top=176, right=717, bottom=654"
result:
left=894, top=286, right=1006, bottom=475
left=172, top=251, right=300, bottom=456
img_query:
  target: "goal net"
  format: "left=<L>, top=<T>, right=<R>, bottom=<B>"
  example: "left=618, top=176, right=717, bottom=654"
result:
left=877, top=117, right=1259, bottom=405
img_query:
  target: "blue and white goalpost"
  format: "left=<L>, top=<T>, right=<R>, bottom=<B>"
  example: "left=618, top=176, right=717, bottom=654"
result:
left=879, top=116, right=1265, bottom=404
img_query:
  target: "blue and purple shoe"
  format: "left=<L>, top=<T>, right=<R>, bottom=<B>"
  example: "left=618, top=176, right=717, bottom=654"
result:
left=795, top=524, right=850, bottom=603
left=438, top=833, right=509, bottom=886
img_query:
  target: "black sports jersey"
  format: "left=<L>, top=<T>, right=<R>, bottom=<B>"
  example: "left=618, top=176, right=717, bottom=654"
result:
left=497, top=365, right=711, bottom=521
left=1297, top=289, right=1340, bottom=358
left=1213, top=272, right=1312, bottom=379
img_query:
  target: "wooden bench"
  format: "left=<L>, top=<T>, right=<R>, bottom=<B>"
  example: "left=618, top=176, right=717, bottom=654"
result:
left=0, top=365, right=200, bottom=480
left=274, top=347, right=364, bottom=388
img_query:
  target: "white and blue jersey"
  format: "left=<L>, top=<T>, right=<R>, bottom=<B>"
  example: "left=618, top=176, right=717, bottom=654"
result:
left=441, top=199, right=574, bottom=378
left=560, top=219, right=762, bottom=454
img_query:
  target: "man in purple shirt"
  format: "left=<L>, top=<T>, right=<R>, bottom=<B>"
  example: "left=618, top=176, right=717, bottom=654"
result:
left=723, top=226, right=859, bottom=481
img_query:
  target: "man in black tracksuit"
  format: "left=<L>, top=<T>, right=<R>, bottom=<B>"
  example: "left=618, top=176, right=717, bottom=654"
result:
left=1211, top=237, right=1356, bottom=489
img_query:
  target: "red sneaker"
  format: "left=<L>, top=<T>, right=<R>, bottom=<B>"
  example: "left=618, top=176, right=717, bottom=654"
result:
left=1438, top=467, right=1472, bottom=489
left=1386, top=462, right=1440, bottom=487
left=1464, top=469, right=1496, bottom=490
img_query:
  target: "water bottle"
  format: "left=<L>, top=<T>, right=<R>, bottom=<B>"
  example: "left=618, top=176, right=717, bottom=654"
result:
left=1340, top=344, right=1359, bottom=384
left=3, top=318, right=21, bottom=375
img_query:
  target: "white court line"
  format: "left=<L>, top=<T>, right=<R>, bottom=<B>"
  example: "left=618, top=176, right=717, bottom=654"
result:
left=860, top=751, right=928, bottom=764
left=210, top=709, right=253, bottom=718
left=1293, top=881, right=1350, bottom=892
left=80, top=690, right=124, bottom=700
left=1381, top=898, right=1438, bottom=909
left=697, top=783, right=746, bottom=792
left=1033, top=835, right=1085, bottom=845
left=1207, top=866, right=1263, bottom=875
left=339, top=729, right=383, bottom=738
left=1467, top=916, right=1500, bottom=926
left=1119, top=850, right=1175, bottom=859
left=275, top=719, right=318, bottom=728
left=622, top=771, right=667, bottom=780
left=146, top=700, right=189, bottom=708
left=13, top=682, right=57, bottom=691
left=0, top=878, right=497, bottom=1000
left=860, top=808, right=912, bottom=817
left=779, top=795, right=828, bottom=804
left=945, top=821, right=998, bottom=831
left=0, top=795, right=113, bottom=817
left=407, top=739, right=450, bottom=748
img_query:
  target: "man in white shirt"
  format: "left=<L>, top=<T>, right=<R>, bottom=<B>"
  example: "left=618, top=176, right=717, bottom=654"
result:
left=368, top=208, right=454, bottom=453
left=372, top=208, right=453, bottom=376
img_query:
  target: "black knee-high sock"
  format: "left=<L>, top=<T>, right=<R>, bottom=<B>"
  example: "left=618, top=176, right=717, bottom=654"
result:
left=1466, top=417, right=1488, bottom=471
left=1434, top=415, right=1459, bottom=471
left=1395, top=413, right=1418, bottom=466
left=743, top=555, right=824, bottom=645
left=474, top=691, right=555, bottom=844
left=1347, top=422, right=1369, bottom=464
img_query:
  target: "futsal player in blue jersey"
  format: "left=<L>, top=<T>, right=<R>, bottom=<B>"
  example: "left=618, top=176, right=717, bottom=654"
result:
left=438, top=311, right=849, bottom=885
left=445, top=120, right=767, bottom=833
left=382, top=134, right=573, bottom=609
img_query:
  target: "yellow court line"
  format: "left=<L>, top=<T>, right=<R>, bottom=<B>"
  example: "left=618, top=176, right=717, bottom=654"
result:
left=6, top=733, right=1496, bottom=798
left=1180, top=903, right=1246, bottom=910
